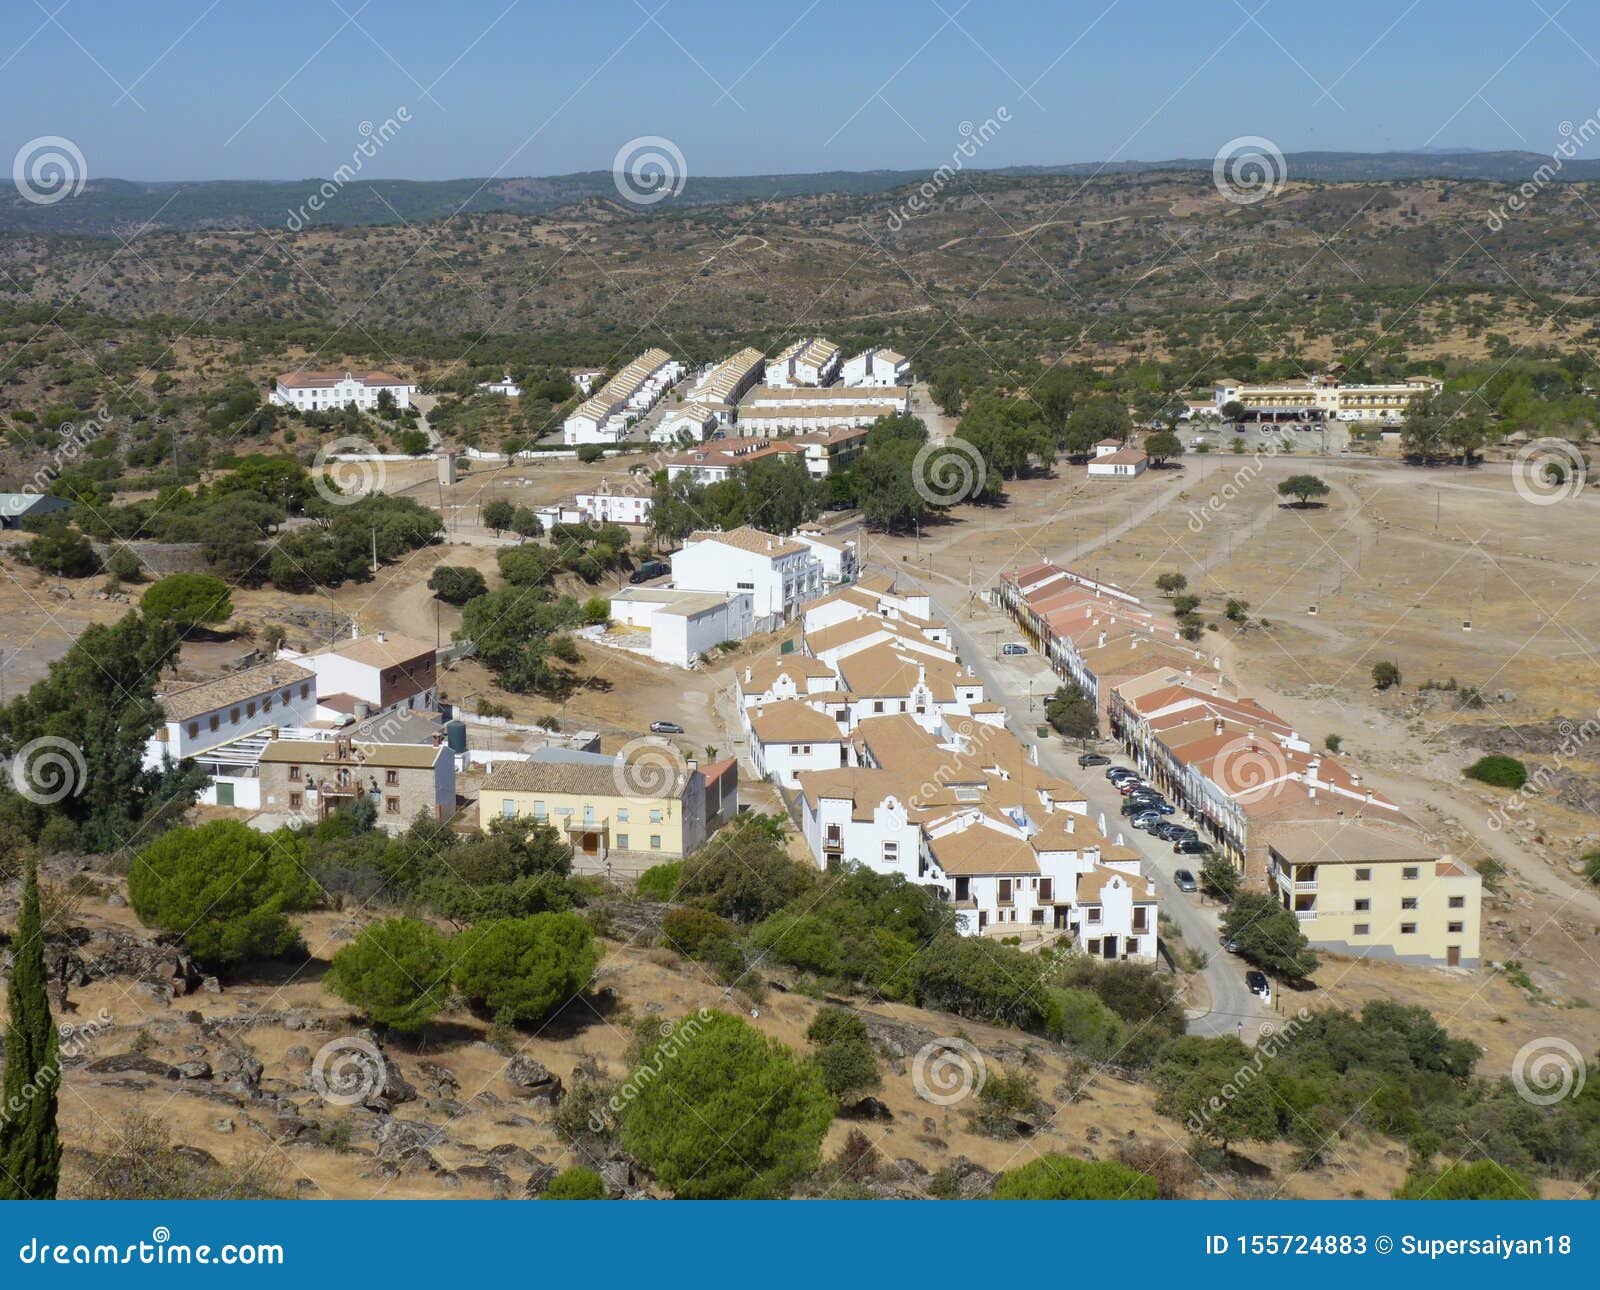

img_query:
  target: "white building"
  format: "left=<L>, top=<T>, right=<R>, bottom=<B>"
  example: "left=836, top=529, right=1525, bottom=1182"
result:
left=570, top=368, right=605, bottom=396
left=688, top=347, right=766, bottom=405
left=801, top=577, right=934, bottom=636
left=663, top=441, right=806, bottom=484
left=767, top=337, right=842, bottom=388
left=841, top=347, right=909, bottom=388
left=607, top=588, right=754, bottom=669
left=1086, top=439, right=1149, bottom=479
left=746, top=700, right=850, bottom=787
left=278, top=630, right=437, bottom=724
left=652, top=401, right=729, bottom=444
left=478, top=374, right=521, bottom=397
left=670, top=527, right=825, bottom=630
left=791, top=531, right=857, bottom=584
left=270, top=370, right=416, bottom=413
left=144, top=660, right=320, bottom=809
left=570, top=478, right=652, bottom=526
left=563, top=348, right=684, bottom=444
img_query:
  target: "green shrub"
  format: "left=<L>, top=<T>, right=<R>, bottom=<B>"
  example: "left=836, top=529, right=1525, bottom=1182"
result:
left=451, top=912, right=600, bottom=1024
left=128, top=822, right=319, bottom=970
left=619, top=1012, right=832, bottom=1198
left=1463, top=755, right=1527, bottom=790
left=140, top=573, right=233, bottom=630
left=660, top=906, right=732, bottom=959
left=805, top=1006, right=880, bottom=1099
left=991, top=1154, right=1158, bottom=1199
left=541, top=1166, right=606, bottom=1199
left=634, top=861, right=683, bottom=901
left=1394, top=1160, right=1538, bottom=1199
left=326, top=917, right=454, bottom=1031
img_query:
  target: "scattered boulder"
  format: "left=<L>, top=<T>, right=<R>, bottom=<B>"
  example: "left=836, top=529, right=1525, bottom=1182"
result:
left=169, top=1061, right=213, bottom=1081
left=505, top=1055, right=563, bottom=1106
left=87, top=1053, right=175, bottom=1079
left=842, top=1095, right=893, bottom=1122
left=522, top=1163, right=559, bottom=1198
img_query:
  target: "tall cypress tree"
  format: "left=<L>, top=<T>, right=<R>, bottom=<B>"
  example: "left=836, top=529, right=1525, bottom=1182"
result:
left=0, top=855, right=61, bottom=1199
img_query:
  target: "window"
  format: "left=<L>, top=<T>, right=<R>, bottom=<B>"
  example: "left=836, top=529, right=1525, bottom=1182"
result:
left=1448, top=921, right=1464, bottom=934
left=1086, top=906, right=1101, bottom=924
left=385, top=770, right=399, bottom=786
left=532, top=802, right=547, bottom=821
left=617, top=808, right=630, bottom=822
left=301, top=684, right=310, bottom=699
left=1354, top=868, right=1371, bottom=882
left=997, top=879, right=1013, bottom=905
left=289, top=766, right=302, bottom=782
left=230, top=707, right=241, bottom=723
left=1353, top=898, right=1370, bottom=912
left=616, top=834, right=629, bottom=850
left=1353, top=922, right=1369, bottom=936
left=1402, top=866, right=1419, bottom=880
left=187, top=722, right=199, bottom=739
left=289, top=792, right=302, bottom=810
left=502, top=799, right=516, bottom=820
left=246, top=702, right=256, bottom=718
left=281, top=690, right=291, bottom=704
left=386, top=797, right=400, bottom=814
left=649, top=809, right=663, bottom=823
left=1401, top=897, right=1418, bottom=910
left=1400, top=922, right=1417, bottom=935
left=209, top=715, right=220, bottom=732
left=650, top=835, right=662, bottom=850
left=873, top=701, right=884, bottom=714
left=1448, top=895, right=1465, bottom=909
left=882, top=841, right=898, bottom=865
left=1038, top=878, right=1052, bottom=902
left=263, top=697, right=273, bottom=713
left=1031, top=910, right=1045, bottom=924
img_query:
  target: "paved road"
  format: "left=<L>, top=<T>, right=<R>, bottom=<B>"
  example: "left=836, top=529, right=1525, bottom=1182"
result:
left=886, top=564, right=1268, bottom=1039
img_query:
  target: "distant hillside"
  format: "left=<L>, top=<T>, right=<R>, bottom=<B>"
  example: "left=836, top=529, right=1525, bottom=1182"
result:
left=3, top=151, right=1594, bottom=237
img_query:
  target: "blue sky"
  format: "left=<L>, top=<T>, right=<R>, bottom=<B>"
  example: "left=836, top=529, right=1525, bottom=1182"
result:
left=5, top=0, right=1600, bottom=181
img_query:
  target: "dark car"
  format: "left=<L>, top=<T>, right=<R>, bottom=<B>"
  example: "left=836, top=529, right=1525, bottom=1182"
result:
left=1106, top=766, right=1139, bottom=782
left=1153, top=822, right=1193, bottom=841
left=1246, top=970, right=1271, bottom=999
left=629, top=560, right=668, bottom=584
left=1173, top=869, right=1198, bottom=892
left=1173, top=838, right=1211, bottom=855
left=1077, top=752, right=1111, bottom=768
left=1121, top=797, right=1154, bottom=817
left=648, top=720, right=684, bottom=735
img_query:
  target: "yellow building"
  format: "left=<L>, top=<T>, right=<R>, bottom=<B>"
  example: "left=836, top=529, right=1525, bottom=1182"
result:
left=479, top=748, right=711, bottom=871
left=1261, top=822, right=1480, bottom=967
left=1213, top=375, right=1441, bottom=422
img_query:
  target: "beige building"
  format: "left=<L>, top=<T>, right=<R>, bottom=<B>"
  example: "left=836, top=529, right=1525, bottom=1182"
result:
left=479, top=747, right=712, bottom=871
left=259, top=732, right=456, bottom=832
left=1261, top=822, right=1480, bottom=967
left=1213, top=374, right=1442, bottom=422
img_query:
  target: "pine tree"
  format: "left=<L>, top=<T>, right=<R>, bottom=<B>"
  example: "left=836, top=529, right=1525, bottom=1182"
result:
left=0, top=855, right=62, bottom=1199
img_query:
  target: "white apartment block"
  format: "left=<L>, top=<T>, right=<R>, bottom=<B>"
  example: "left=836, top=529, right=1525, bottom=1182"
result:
left=746, top=700, right=851, bottom=787
left=270, top=370, right=415, bottom=412
left=664, top=441, right=806, bottom=484
left=652, top=401, right=730, bottom=444
left=688, top=347, right=766, bottom=405
left=669, top=527, right=825, bottom=629
left=766, top=337, right=842, bottom=387
left=607, top=588, right=755, bottom=669
left=841, top=347, right=909, bottom=387
left=1212, top=373, right=1443, bottom=422
left=563, top=348, right=684, bottom=444
left=790, top=530, right=857, bottom=583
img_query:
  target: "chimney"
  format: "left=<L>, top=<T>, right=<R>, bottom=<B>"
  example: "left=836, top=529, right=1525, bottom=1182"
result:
left=377, top=631, right=387, bottom=644
left=1214, top=717, right=1224, bottom=736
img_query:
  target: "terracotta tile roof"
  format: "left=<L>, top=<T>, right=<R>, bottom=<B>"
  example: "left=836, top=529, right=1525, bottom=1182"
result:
left=747, top=700, right=843, bottom=744
left=1259, top=820, right=1434, bottom=865
left=308, top=633, right=434, bottom=669
left=159, top=661, right=315, bottom=722
left=927, top=822, right=1039, bottom=876
left=1077, top=865, right=1156, bottom=903
left=685, top=526, right=808, bottom=558
left=260, top=738, right=442, bottom=770
left=276, top=369, right=410, bottom=389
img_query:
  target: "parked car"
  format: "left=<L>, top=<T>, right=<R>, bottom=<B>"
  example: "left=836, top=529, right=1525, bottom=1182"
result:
left=1077, top=752, right=1110, bottom=767
left=1116, top=779, right=1151, bottom=796
left=1106, top=767, right=1140, bottom=783
left=1173, top=838, right=1211, bottom=855
left=1131, top=795, right=1173, bottom=814
left=1001, top=642, right=1028, bottom=656
left=1121, top=797, right=1154, bottom=817
left=648, top=720, right=684, bottom=734
left=1173, top=869, right=1199, bottom=892
left=1154, top=822, right=1194, bottom=842
left=1222, top=937, right=1240, bottom=954
left=1246, top=970, right=1272, bottom=1002
left=1131, top=811, right=1165, bottom=831
left=629, top=560, right=668, bottom=584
